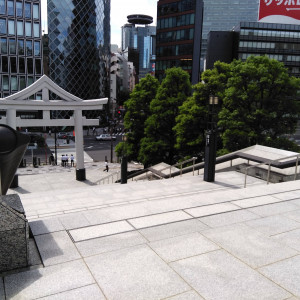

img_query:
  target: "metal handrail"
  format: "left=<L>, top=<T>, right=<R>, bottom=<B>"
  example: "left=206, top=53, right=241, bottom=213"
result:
left=243, top=153, right=300, bottom=188
left=96, top=171, right=121, bottom=185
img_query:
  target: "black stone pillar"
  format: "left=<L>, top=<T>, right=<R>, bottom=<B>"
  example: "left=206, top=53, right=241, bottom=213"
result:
left=76, top=168, right=86, bottom=181
left=121, top=156, right=127, bottom=184
left=204, top=130, right=217, bottom=182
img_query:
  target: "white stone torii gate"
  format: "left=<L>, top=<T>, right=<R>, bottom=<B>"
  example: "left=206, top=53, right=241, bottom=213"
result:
left=0, top=75, right=108, bottom=181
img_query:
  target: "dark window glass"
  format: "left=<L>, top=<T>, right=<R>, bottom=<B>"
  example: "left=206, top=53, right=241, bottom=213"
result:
left=26, top=40, right=32, bottom=55
left=35, top=59, right=41, bottom=74
left=0, top=37, right=7, bottom=54
left=19, top=57, right=25, bottom=72
left=18, top=39, right=24, bottom=54
left=27, top=76, right=33, bottom=86
left=27, top=57, right=33, bottom=73
left=0, top=0, right=5, bottom=15
left=2, top=75, right=9, bottom=90
left=24, top=2, right=31, bottom=18
left=1, top=56, right=8, bottom=72
left=16, top=2, right=22, bottom=17
left=9, top=38, right=16, bottom=54
left=0, top=18, right=6, bottom=34
left=20, top=76, right=26, bottom=89
left=10, top=57, right=17, bottom=73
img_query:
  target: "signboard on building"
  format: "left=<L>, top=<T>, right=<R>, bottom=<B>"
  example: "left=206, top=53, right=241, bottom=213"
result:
left=259, top=0, right=300, bottom=25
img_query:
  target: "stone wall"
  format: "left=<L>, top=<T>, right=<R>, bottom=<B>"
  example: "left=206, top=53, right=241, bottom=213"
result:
left=0, top=194, right=29, bottom=273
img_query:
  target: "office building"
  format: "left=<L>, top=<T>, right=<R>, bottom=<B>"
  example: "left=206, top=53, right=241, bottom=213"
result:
left=201, top=0, right=259, bottom=70
left=206, top=22, right=300, bottom=78
left=48, top=0, right=110, bottom=100
left=156, top=0, right=203, bottom=84
left=121, top=14, right=156, bottom=80
left=0, top=0, right=43, bottom=98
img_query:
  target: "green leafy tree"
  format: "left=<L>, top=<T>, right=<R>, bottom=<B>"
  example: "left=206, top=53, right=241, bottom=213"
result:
left=115, top=74, right=159, bottom=161
left=218, top=56, right=300, bottom=152
left=139, top=67, right=192, bottom=166
left=174, top=61, right=231, bottom=158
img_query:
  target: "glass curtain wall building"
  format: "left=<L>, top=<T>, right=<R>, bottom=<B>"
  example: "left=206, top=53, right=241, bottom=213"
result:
left=121, top=15, right=156, bottom=80
left=201, top=0, right=259, bottom=71
left=236, top=22, right=300, bottom=78
left=48, top=0, right=110, bottom=100
left=0, top=0, right=43, bottom=98
left=156, top=0, right=203, bottom=84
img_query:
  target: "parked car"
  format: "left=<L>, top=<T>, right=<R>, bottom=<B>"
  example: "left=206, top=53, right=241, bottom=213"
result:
left=57, top=132, right=68, bottom=139
left=95, top=134, right=116, bottom=141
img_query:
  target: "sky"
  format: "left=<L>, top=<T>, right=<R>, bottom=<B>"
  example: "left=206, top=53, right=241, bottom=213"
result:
left=41, top=0, right=158, bottom=47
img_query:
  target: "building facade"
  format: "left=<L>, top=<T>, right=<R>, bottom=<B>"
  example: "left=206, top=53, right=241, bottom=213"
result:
left=206, top=22, right=300, bottom=78
left=201, top=0, right=259, bottom=71
left=236, top=22, right=300, bottom=78
left=121, top=15, right=156, bottom=80
left=0, top=0, right=43, bottom=99
left=155, top=0, right=203, bottom=84
left=48, top=0, right=110, bottom=100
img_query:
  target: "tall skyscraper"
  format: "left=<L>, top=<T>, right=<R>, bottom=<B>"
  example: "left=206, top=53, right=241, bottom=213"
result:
left=121, top=14, right=156, bottom=80
left=0, top=0, right=43, bottom=98
left=48, top=0, right=110, bottom=100
left=156, top=0, right=203, bottom=84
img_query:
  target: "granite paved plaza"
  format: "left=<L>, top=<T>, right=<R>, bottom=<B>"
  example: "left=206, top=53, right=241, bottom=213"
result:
left=1, top=160, right=300, bottom=299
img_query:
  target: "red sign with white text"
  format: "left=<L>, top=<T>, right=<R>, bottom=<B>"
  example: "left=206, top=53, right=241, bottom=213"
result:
left=259, top=0, right=300, bottom=21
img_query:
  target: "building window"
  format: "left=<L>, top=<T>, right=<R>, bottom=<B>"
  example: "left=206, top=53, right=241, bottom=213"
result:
left=1, top=56, right=8, bottom=72
left=19, top=57, right=25, bottom=72
left=34, top=41, right=40, bottom=56
left=0, top=18, right=6, bottom=34
left=16, top=2, right=22, bottom=17
left=0, top=0, right=5, bottom=15
left=26, top=40, right=32, bottom=55
left=33, top=23, right=39, bottom=37
left=35, top=58, right=41, bottom=74
left=17, top=20, right=23, bottom=36
left=0, top=37, right=7, bottom=54
left=2, top=75, right=9, bottom=90
left=11, top=76, right=17, bottom=90
left=10, top=57, right=17, bottom=72
left=7, top=1, right=14, bottom=16
left=25, top=21, right=31, bottom=37
left=8, top=19, right=14, bottom=35
left=33, top=4, right=39, bottom=19
left=24, top=2, right=31, bottom=19
left=27, top=57, right=33, bottom=73
left=20, top=76, right=26, bottom=89
left=9, top=38, right=16, bottom=54
left=27, top=76, right=33, bottom=86
left=18, top=39, right=24, bottom=54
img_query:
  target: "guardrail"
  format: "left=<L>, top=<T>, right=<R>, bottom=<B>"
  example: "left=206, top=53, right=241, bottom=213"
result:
left=243, top=154, right=300, bottom=188
left=96, top=171, right=121, bottom=185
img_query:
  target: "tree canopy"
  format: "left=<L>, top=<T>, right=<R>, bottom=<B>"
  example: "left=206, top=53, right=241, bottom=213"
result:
left=218, top=56, right=300, bottom=152
left=139, top=67, right=192, bottom=166
left=115, top=74, right=159, bottom=161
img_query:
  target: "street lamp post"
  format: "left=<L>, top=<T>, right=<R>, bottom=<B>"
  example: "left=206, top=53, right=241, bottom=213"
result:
left=204, top=96, right=218, bottom=182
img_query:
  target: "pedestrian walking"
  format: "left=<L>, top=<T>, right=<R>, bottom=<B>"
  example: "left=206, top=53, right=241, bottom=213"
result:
left=103, top=161, right=109, bottom=172
left=61, top=155, right=64, bottom=167
left=92, top=127, right=96, bottom=136
left=65, top=154, right=69, bottom=167
left=49, top=153, right=55, bottom=166
left=70, top=154, right=75, bottom=167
